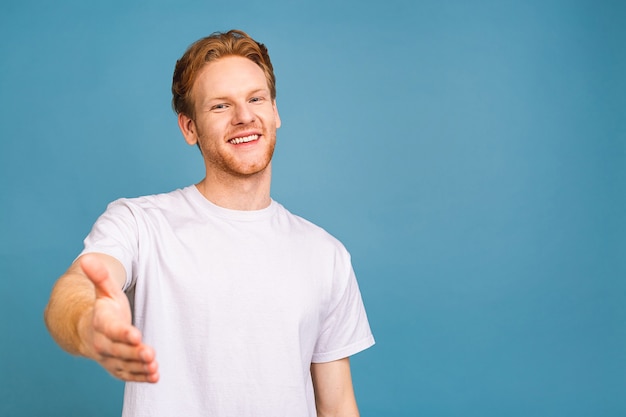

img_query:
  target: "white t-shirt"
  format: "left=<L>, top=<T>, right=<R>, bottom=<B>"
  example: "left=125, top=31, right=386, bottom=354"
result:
left=81, top=185, right=374, bottom=417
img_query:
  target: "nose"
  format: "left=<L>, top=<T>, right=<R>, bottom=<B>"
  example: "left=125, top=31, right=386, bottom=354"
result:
left=231, top=102, right=255, bottom=125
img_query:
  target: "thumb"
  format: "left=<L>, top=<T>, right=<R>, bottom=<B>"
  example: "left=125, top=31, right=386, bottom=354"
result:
left=80, top=254, right=120, bottom=299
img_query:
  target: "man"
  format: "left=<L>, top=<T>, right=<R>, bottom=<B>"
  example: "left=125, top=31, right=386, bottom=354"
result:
left=44, top=29, right=374, bottom=416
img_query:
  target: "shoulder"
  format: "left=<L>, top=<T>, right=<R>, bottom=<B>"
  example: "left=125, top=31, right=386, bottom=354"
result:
left=94, top=187, right=200, bottom=230
left=273, top=202, right=350, bottom=256
left=106, top=186, right=194, bottom=213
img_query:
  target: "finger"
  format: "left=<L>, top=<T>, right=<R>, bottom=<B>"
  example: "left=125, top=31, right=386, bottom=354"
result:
left=95, top=337, right=155, bottom=363
left=120, top=369, right=160, bottom=383
left=125, top=370, right=160, bottom=383
left=102, top=357, right=160, bottom=383
left=101, top=352, right=158, bottom=373
left=93, top=314, right=142, bottom=346
left=80, top=254, right=119, bottom=299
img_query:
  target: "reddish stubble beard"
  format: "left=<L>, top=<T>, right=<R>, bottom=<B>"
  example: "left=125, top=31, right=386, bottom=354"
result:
left=195, top=123, right=277, bottom=180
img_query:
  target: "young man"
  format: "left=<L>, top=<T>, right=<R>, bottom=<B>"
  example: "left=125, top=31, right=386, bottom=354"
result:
left=44, top=30, right=374, bottom=417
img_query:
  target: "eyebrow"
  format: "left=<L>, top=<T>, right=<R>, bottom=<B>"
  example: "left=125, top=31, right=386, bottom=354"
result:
left=204, top=88, right=270, bottom=103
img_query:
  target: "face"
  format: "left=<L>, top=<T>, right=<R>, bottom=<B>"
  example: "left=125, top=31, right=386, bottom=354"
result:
left=179, top=56, right=281, bottom=179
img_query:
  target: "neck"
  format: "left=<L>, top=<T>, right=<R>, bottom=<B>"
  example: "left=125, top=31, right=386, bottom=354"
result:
left=195, top=165, right=272, bottom=211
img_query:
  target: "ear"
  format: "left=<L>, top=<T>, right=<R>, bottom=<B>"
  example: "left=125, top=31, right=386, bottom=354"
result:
left=178, top=113, right=198, bottom=146
left=273, top=101, right=281, bottom=129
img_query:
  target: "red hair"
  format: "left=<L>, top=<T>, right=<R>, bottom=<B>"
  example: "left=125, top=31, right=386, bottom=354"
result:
left=171, top=30, right=276, bottom=118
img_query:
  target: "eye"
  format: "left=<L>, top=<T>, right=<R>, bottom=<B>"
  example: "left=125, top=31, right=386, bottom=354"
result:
left=249, top=97, right=264, bottom=104
left=211, top=103, right=229, bottom=111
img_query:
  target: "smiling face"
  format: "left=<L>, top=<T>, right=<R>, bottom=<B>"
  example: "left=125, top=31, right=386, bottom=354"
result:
left=178, top=55, right=281, bottom=179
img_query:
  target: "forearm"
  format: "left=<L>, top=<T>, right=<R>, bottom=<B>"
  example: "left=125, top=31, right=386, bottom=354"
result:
left=312, top=358, right=360, bottom=417
left=315, top=399, right=359, bottom=417
left=316, top=408, right=359, bottom=417
left=44, top=268, right=96, bottom=357
left=44, top=254, right=159, bottom=383
left=44, top=253, right=127, bottom=357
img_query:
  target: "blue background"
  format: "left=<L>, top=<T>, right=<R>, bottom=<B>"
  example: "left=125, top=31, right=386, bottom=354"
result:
left=1, top=0, right=625, bottom=415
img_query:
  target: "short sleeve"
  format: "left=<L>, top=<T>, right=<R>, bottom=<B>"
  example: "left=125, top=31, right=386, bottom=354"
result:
left=311, top=248, right=375, bottom=363
left=79, top=199, right=139, bottom=291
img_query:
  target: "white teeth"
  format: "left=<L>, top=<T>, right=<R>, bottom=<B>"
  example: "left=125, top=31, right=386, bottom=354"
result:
left=229, top=134, right=259, bottom=144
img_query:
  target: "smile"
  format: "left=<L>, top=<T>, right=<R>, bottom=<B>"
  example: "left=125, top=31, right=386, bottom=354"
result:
left=229, top=134, right=259, bottom=144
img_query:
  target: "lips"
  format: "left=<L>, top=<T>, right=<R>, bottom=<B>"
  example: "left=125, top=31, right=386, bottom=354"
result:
left=228, top=134, right=259, bottom=144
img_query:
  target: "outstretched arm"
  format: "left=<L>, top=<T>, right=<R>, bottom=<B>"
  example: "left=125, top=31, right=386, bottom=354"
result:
left=44, top=253, right=159, bottom=383
left=311, top=357, right=360, bottom=417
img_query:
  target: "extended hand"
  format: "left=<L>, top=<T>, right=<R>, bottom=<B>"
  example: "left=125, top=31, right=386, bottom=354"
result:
left=80, top=254, right=159, bottom=383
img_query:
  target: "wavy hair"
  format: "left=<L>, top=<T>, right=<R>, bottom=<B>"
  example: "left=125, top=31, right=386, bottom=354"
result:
left=171, top=30, right=276, bottom=118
